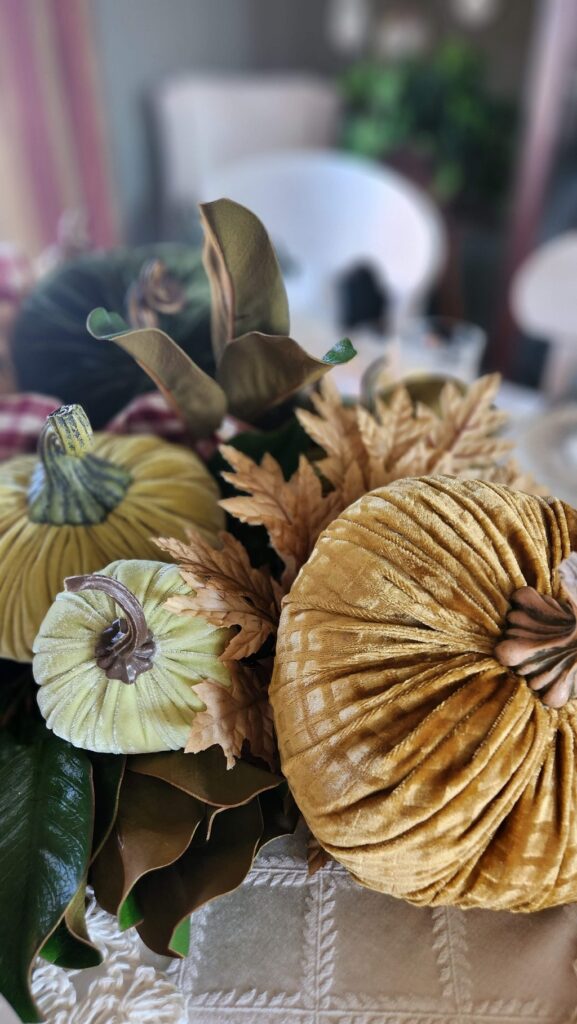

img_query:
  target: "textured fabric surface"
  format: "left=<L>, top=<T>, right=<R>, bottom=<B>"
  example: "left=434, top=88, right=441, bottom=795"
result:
left=271, top=477, right=577, bottom=910
left=175, top=831, right=577, bottom=1024
left=32, top=835, right=577, bottom=1023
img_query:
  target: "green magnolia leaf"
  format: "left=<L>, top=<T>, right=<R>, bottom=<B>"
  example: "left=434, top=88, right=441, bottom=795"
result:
left=129, top=748, right=282, bottom=807
left=40, top=884, right=101, bottom=970
left=217, top=332, right=356, bottom=421
left=91, top=771, right=204, bottom=921
left=90, top=754, right=126, bottom=862
left=0, top=734, right=93, bottom=1022
left=86, top=307, right=129, bottom=337
left=135, top=796, right=263, bottom=956
left=322, top=336, right=356, bottom=365
left=86, top=316, right=227, bottom=440
left=199, top=199, right=290, bottom=361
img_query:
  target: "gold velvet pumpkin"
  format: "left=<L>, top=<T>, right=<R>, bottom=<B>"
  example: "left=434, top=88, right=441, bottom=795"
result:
left=270, top=476, right=577, bottom=912
left=0, top=404, right=223, bottom=662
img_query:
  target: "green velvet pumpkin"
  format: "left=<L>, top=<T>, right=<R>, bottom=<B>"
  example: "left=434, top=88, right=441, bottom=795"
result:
left=10, top=245, right=212, bottom=427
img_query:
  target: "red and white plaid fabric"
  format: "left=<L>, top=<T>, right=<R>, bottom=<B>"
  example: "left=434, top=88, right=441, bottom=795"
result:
left=0, top=391, right=246, bottom=463
left=0, top=391, right=186, bottom=462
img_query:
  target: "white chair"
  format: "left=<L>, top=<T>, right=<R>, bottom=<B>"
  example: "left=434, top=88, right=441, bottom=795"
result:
left=208, top=149, right=446, bottom=339
left=512, top=232, right=577, bottom=398
left=153, top=75, right=340, bottom=217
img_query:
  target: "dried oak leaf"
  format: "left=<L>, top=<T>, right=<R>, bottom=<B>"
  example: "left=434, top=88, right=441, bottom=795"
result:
left=185, top=661, right=276, bottom=770
left=471, top=457, right=548, bottom=496
left=425, top=374, right=512, bottom=475
left=307, top=833, right=333, bottom=876
left=296, top=377, right=368, bottom=489
left=157, top=529, right=282, bottom=660
left=355, top=389, right=438, bottom=491
left=219, top=445, right=341, bottom=586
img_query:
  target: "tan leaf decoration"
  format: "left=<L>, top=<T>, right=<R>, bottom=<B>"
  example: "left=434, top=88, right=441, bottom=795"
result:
left=211, top=374, right=537, bottom=585
left=425, top=374, right=512, bottom=474
left=307, top=833, right=333, bottom=876
left=185, top=662, right=276, bottom=770
left=296, top=377, right=368, bottom=489
left=156, top=529, right=282, bottom=660
left=470, top=457, right=547, bottom=496
left=220, top=446, right=341, bottom=586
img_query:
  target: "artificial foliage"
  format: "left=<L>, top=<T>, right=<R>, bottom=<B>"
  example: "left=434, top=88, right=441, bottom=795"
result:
left=0, top=196, right=554, bottom=1022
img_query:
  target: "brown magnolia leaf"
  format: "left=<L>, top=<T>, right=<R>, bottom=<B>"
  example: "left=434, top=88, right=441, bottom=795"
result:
left=426, top=374, right=512, bottom=473
left=199, top=199, right=290, bottom=361
left=185, top=662, right=276, bottom=770
left=217, top=332, right=355, bottom=422
left=129, top=747, right=282, bottom=807
left=307, top=834, right=333, bottom=876
left=135, top=797, right=263, bottom=956
left=219, top=445, right=341, bottom=585
left=157, top=529, right=282, bottom=660
left=91, top=771, right=204, bottom=918
left=86, top=316, right=227, bottom=440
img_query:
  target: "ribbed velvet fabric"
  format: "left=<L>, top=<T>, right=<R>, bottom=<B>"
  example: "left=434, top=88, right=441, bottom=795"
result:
left=270, top=477, right=577, bottom=911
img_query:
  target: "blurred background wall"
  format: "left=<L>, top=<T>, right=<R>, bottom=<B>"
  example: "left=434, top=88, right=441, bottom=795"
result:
left=91, top=0, right=535, bottom=243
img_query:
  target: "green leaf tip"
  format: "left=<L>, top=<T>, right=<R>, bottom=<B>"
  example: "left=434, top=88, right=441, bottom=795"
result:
left=169, top=916, right=191, bottom=957
left=86, top=307, right=130, bottom=339
left=322, top=337, right=356, bottom=365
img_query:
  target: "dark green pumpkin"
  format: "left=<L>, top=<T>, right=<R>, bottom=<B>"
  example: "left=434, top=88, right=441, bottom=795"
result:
left=10, top=245, right=213, bottom=427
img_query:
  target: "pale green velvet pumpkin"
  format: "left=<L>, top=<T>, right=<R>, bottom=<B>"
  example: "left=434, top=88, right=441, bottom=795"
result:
left=33, top=559, right=231, bottom=754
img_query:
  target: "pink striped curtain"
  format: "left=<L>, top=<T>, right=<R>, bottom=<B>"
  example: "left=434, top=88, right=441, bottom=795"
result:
left=0, top=0, right=119, bottom=255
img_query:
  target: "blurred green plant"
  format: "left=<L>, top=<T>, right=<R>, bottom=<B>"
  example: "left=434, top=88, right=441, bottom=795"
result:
left=340, top=38, right=518, bottom=218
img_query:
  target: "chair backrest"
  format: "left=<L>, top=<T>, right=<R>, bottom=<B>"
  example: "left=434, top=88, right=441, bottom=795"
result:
left=154, top=75, right=340, bottom=210
left=512, top=231, right=577, bottom=340
left=208, top=150, right=446, bottom=324
left=511, top=232, right=577, bottom=397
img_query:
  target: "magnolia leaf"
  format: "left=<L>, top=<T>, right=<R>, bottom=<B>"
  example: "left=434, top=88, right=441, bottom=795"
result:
left=199, top=199, right=289, bottom=360
left=321, top=336, right=357, bottom=365
left=0, top=734, right=93, bottom=1022
left=87, top=314, right=227, bottom=439
left=185, top=663, right=276, bottom=769
left=86, top=306, right=129, bottom=338
left=158, top=529, right=282, bottom=660
left=135, top=797, right=263, bottom=956
left=40, top=883, right=101, bottom=970
left=217, top=331, right=356, bottom=422
left=90, top=753, right=126, bottom=862
left=91, top=771, right=204, bottom=920
left=129, top=746, right=282, bottom=807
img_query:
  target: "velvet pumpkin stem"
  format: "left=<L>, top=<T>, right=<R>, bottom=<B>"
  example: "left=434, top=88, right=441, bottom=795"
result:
left=27, top=404, right=132, bottom=525
left=495, top=552, right=577, bottom=709
left=65, top=573, right=155, bottom=685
